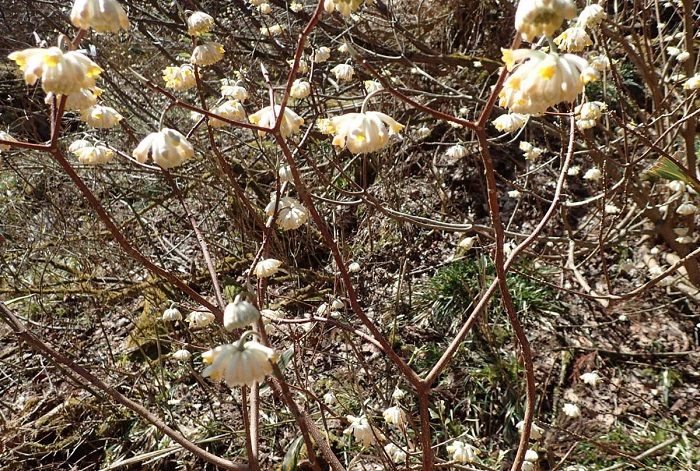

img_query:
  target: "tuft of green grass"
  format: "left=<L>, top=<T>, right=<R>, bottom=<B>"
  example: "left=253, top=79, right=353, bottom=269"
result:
left=407, top=257, right=565, bottom=441
left=420, top=256, right=564, bottom=333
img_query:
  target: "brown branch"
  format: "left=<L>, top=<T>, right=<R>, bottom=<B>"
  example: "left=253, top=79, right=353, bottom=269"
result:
left=162, top=170, right=226, bottom=312
left=49, top=147, right=221, bottom=320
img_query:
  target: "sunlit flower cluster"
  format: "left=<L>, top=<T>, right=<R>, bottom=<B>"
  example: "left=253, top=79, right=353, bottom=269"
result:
left=577, top=4, right=606, bottom=29
left=563, top=403, right=581, bottom=417
left=555, top=4, right=607, bottom=52
left=254, top=258, right=282, bottom=277
left=364, top=80, right=383, bottom=94
left=330, top=64, right=355, bottom=82
left=520, top=141, right=542, bottom=160
left=517, top=420, right=545, bottom=440
left=554, top=26, right=592, bottom=52
left=324, top=0, right=367, bottom=18
left=51, top=87, right=101, bottom=111
left=323, top=111, right=404, bottom=154
left=290, top=79, right=311, bottom=99
left=191, top=42, right=224, bottom=66
left=580, top=371, right=601, bottom=386
left=575, top=101, right=606, bottom=129
left=685, top=74, right=700, bottom=90
left=132, top=128, right=195, bottom=168
left=260, top=24, right=284, bottom=36
left=185, top=309, right=215, bottom=328
left=162, top=306, right=182, bottom=322
left=70, top=0, right=129, bottom=33
left=163, top=64, right=196, bottom=91
left=209, top=100, right=245, bottom=127
left=314, top=47, right=331, bottom=63
left=187, top=11, right=214, bottom=36
left=68, top=139, right=115, bottom=164
left=81, top=105, right=123, bottom=128
left=344, top=415, right=381, bottom=446
left=446, top=144, right=467, bottom=159
left=202, top=340, right=277, bottom=387
left=224, top=294, right=261, bottom=331
left=221, top=83, right=248, bottom=101
left=515, top=0, right=576, bottom=41
left=446, top=440, right=479, bottom=463
left=583, top=167, right=602, bottom=180
left=493, top=113, right=527, bottom=133
left=499, top=48, right=597, bottom=115
left=249, top=105, right=304, bottom=137
left=8, top=47, right=102, bottom=95
left=384, top=443, right=407, bottom=463
left=265, top=195, right=310, bottom=230
left=382, top=406, right=406, bottom=426
left=523, top=449, right=539, bottom=471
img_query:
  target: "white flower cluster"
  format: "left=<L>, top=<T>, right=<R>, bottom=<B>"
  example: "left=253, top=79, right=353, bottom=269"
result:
left=321, top=111, right=404, bottom=154
left=499, top=48, right=597, bottom=115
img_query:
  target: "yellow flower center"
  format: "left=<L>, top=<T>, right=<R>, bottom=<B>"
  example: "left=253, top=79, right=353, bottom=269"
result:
left=538, top=64, right=556, bottom=80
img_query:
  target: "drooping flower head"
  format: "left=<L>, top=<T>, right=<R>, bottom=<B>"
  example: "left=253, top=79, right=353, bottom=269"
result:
left=8, top=47, right=102, bottom=95
left=221, top=83, right=249, bottom=101
left=493, top=112, right=528, bottom=133
left=81, top=105, right=123, bottom=128
left=515, top=0, right=576, bottom=41
left=224, top=294, right=261, bottom=331
left=163, top=64, right=196, bottom=91
left=249, top=105, right=304, bottom=138
left=684, top=74, right=700, bottom=90
left=575, top=101, right=606, bottom=129
left=70, top=0, right=130, bottom=33
left=554, top=26, right=593, bottom=52
left=344, top=415, right=381, bottom=446
left=445, top=144, right=468, bottom=159
left=499, top=48, right=597, bottom=115
left=290, top=79, right=311, bottom=99
left=185, top=309, right=215, bottom=328
left=516, top=420, right=545, bottom=440
left=172, top=349, right=192, bottom=361
left=324, top=0, right=366, bottom=17
left=132, top=128, right=195, bottom=168
left=254, top=258, right=282, bottom=277
left=384, top=443, right=407, bottom=463
left=562, top=403, right=581, bottom=417
left=202, top=340, right=277, bottom=387
left=46, top=87, right=101, bottom=111
left=577, top=4, right=606, bottom=29
left=260, top=24, right=284, bottom=36
left=446, top=440, right=479, bottom=464
left=187, top=11, right=214, bottom=36
left=314, top=47, right=331, bottom=63
left=383, top=406, right=406, bottom=426
left=162, top=306, right=182, bottom=322
left=191, top=42, right=225, bottom=66
left=324, top=111, right=404, bottom=154
left=330, top=63, right=355, bottom=82
left=209, top=100, right=245, bottom=127
left=68, top=140, right=115, bottom=164
left=265, top=195, right=309, bottom=230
